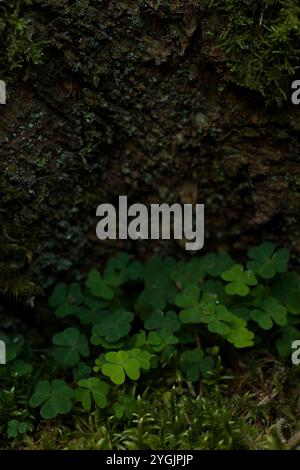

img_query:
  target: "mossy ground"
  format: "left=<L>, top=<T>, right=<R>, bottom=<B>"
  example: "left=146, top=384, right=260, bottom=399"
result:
left=2, top=353, right=300, bottom=450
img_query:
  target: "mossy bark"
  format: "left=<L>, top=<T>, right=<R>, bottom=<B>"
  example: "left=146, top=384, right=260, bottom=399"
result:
left=1, top=0, right=300, bottom=299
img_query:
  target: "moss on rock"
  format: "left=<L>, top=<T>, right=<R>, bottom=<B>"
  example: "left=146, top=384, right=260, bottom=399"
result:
left=0, top=0, right=44, bottom=80
left=210, top=0, right=300, bottom=104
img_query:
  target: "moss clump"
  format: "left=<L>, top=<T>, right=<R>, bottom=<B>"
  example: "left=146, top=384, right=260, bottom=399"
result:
left=0, top=0, right=44, bottom=78
left=210, top=0, right=300, bottom=104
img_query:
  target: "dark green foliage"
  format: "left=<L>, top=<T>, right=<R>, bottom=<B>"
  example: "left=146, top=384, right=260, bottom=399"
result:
left=52, top=327, right=90, bottom=366
left=7, top=419, right=29, bottom=438
left=29, top=379, right=74, bottom=419
left=75, top=378, right=109, bottom=411
left=1, top=245, right=300, bottom=449
left=4, top=245, right=300, bottom=416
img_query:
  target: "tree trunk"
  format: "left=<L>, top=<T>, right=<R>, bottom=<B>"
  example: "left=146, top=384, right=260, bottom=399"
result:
left=1, top=0, right=300, bottom=299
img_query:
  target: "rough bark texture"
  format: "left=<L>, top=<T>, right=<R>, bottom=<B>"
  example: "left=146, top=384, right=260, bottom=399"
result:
left=1, top=0, right=300, bottom=299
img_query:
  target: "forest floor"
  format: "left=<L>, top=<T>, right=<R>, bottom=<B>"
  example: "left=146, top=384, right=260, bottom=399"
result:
left=2, top=327, right=300, bottom=450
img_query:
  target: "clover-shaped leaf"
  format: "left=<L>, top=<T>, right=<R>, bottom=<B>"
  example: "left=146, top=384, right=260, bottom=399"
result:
left=91, top=309, right=134, bottom=344
left=139, top=256, right=177, bottom=309
left=49, top=282, right=83, bottom=318
left=100, top=350, right=143, bottom=385
left=205, top=305, right=232, bottom=335
left=86, top=269, right=120, bottom=300
left=132, top=330, right=148, bottom=348
left=128, top=348, right=152, bottom=370
left=221, top=264, right=257, bottom=296
left=93, top=337, right=125, bottom=350
left=230, top=306, right=252, bottom=321
left=144, top=310, right=180, bottom=335
left=29, top=380, right=74, bottom=419
left=176, top=287, right=219, bottom=324
left=247, top=242, right=289, bottom=279
left=52, top=328, right=90, bottom=367
left=175, top=285, right=203, bottom=323
left=176, top=287, right=254, bottom=347
left=250, top=297, right=287, bottom=330
left=200, top=252, right=235, bottom=277
left=105, top=252, right=142, bottom=283
left=202, top=280, right=227, bottom=303
left=72, top=362, right=92, bottom=382
left=224, top=314, right=254, bottom=348
left=7, top=420, right=28, bottom=439
left=131, top=331, right=177, bottom=356
left=202, top=304, right=252, bottom=346
left=271, top=272, right=300, bottom=314
left=79, top=295, right=110, bottom=325
left=171, top=258, right=205, bottom=288
left=147, top=330, right=179, bottom=352
left=180, top=349, right=214, bottom=382
left=113, top=396, right=137, bottom=419
left=75, top=377, right=109, bottom=411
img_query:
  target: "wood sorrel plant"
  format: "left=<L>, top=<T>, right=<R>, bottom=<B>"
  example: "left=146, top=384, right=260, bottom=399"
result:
left=3, top=242, right=300, bottom=420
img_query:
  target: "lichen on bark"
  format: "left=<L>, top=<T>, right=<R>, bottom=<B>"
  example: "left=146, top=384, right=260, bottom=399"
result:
left=0, top=0, right=300, bottom=301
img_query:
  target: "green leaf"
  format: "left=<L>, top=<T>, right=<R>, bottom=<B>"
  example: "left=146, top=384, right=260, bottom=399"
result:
left=72, top=362, right=92, bottom=382
left=176, top=287, right=254, bottom=347
left=105, top=252, right=142, bottom=283
left=180, top=349, right=214, bottom=382
left=80, top=295, right=110, bottom=325
left=176, top=287, right=219, bottom=324
left=171, top=258, right=205, bottom=288
left=75, top=387, right=91, bottom=411
left=128, top=348, right=152, bottom=370
left=7, top=420, right=28, bottom=439
left=175, top=285, right=203, bottom=323
left=75, top=377, right=109, bottom=410
left=100, top=349, right=147, bottom=385
left=221, top=264, right=257, bottom=296
left=139, top=256, right=177, bottom=309
left=86, top=269, right=120, bottom=300
left=202, top=280, right=227, bottom=304
left=270, top=272, right=300, bottom=314
left=52, top=328, right=90, bottom=367
left=113, top=396, right=137, bottom=419
left=200, top=252, right=235, bottom=277
left=250, top=297, right=287, bottom=330
left=247, top=242, right=289, bottom=279
left=144, top=310, right=180, bottom=335
left=91, top=309, right=134, bottom=343
left=48, top=283, right=67, bottom=308
left=29, top=380, right=74, bottom=419
left=49, top=282, right=83, bottom=318
left=147, top=330, right=178, bottom=352
left=225, top=315, right=255, bottom=348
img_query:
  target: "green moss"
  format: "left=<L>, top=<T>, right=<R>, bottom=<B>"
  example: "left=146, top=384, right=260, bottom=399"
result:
left=210, top=0, right=300, bottom=104
left=0, top=0, right=45, bottom=80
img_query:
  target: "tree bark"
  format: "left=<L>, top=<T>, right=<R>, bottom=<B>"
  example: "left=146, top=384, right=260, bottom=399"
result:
left=1, top=0, right=300, bottom=298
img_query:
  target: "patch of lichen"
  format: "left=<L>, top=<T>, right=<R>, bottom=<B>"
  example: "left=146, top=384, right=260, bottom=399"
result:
left=210, top=0, right=300, bottom=104
left=0, top=0, right=44, bottom=81
left=1, top=0, right=300, bottom=303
